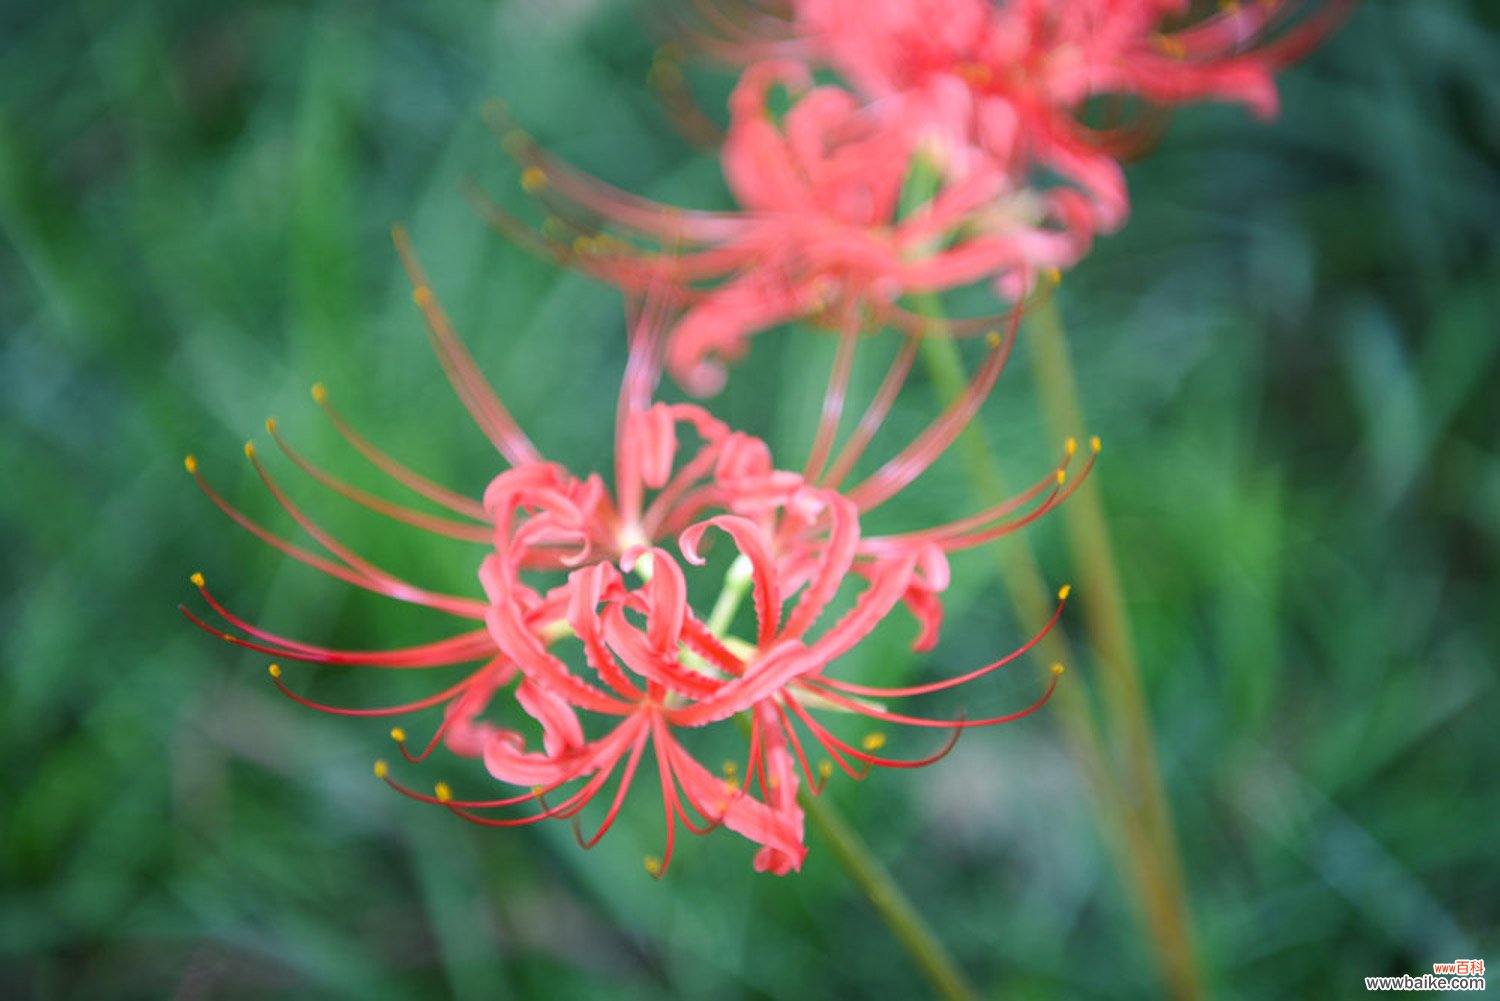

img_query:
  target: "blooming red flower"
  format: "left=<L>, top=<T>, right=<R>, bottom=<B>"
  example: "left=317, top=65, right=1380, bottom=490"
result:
left=665, top=0, right=1350, bottom=232
left=485, top=61, right=1092, bottom=395
left=485, top=1, right=1344, bottom=398
left=183, top=230, right=1089, bottom=873
left=804, top=0, right=1348, bottom=224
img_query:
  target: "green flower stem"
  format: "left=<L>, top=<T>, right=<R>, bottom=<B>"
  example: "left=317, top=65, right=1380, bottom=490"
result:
left=1023, top=298, right=1189, bottom=876
left=802, top=789, right=980, bottom=1001
left=706, top=554, right=753, bottom=635
left=917, top=309, right=1204, bottom=1001
left=1021, top=299, right=1200, bottom=997
left=706, top=556, right=977, bottom=1000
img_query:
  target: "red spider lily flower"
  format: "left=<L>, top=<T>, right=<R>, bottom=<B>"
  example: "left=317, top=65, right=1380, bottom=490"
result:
left=465, top=524, right=1067, bottom=876
left=467, top=367, right=1085, bottom=873
left=481, top=61, right=1093, bottom=395
left=183, top=230, right=1090, bottom=873
left=663, top=0, right=1350, bottom=232
left=808, top=0, right=1349, bottom=225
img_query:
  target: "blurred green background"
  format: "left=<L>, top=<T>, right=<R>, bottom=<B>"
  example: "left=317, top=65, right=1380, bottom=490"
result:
left=3, top=1, right=1497, bottom=998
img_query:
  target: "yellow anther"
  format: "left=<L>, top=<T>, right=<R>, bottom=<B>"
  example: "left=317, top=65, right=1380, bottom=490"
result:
left=412, top=286, right=433, bottom=309
left=1058, top=584, right=1072, bottom=601
left=267, top=663, right=282, bottom=679
left=1153, top=34, right=1186, bottom=57
left=520, top=166, right=547, bottom=193
left=1045, top=267, right=1062, bottom=285
left=1066, top=437, right=1077, bottom=457
left=374, top=759, right=389, bottom=779
left=1057, top=469, right=1067, bottom=486
left=530, top=785, right=545, bottom=797
left=818, top=761, right=834, bottom=779
left=1090, top=435, right=1102, bottom=454
left=184, top=454, right=198, bottom=474
left=649, top=61, right=682, bottom=86
left=190, top=572, right=205, bottom=588
left=390, top=727, right=406, bottom=743
left=1051, top=662, right=1066, bottom=676
left=265, top=418, right=277, bottom=434
left=434, top=782, right=453, bottom=803
left=985, top=330, right=1002, bottom=348
left=643, top=856, right=662, bottom=876
left=861, top=732, right=887, bottom=752
left=722, top=760, right=738, bottom=777
left=956, top=62, right=993, bottom=85
left=243, top=441, right=256, bottom=459
left=571, top=236, right=593, bottom=256
left=310, top=383, right=328, bottom=403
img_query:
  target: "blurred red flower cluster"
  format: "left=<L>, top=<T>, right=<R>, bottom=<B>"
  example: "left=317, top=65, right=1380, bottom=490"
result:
left=185, top=0, right=1341, bottom=873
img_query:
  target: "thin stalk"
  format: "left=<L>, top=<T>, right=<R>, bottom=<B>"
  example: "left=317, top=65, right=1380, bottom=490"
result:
left=706, top=557, right=978, bottom=1001
left=917, top=316, right=1204, bottom=1001
left=1023, top=298, right=1199, bottom=994
left=706, top=554, right=753, bottom=635
left=802, top=789, right=979, bottom=1001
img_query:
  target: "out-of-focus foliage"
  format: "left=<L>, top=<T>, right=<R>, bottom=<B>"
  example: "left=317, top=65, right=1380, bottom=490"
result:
left=2, top=1, right=1496, bottom=998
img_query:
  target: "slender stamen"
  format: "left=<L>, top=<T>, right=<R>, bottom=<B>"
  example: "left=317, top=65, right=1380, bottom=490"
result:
left=442, top=768, right=615, bottom=827
left=267, top=418, right=492, bottom=542
left=640, top=440, right=723, bottom=538
left=875, top=437, right=1100, bottom=552
left=821, top=332, right=921, bottom=489
left=392, top=722, right=448, bottom=765
left=650, top=715, right=679, bottom=878
left=266, top=662, right=479, bottom=717
left=806, top=664, right=1065, bottom=729
left=390, top=663, right=510, bottom=763
left=813, top=585, right=1070, bottom=698
left=380, top=765, right=565, bottom=811
left=244, top=443, right=486, bottom=618
left=179, top=598, right=493, bottom=668
left=488, top=119, right=744, bottom=245
left=311, top=383, right=487, bottom=520
left=647, top=46, right=726, bottom=148
left=773, top=697, right=846, bottom=789
left=744, top=706, right=767, bottom=799
left=847, top=310, right=1021, bottom=513
left=392, top=226, right=542, bottom=468
left=803, top=310, right=861, bottom=482
left=573, top=719, right=653, bottom=848
left=675, top=736, right=752, bottom=834
left=184, top=455, right=485, bottom=620
left=783, top=692, right=964, bottom=771
left=660, top=737, right=730, bottom=837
